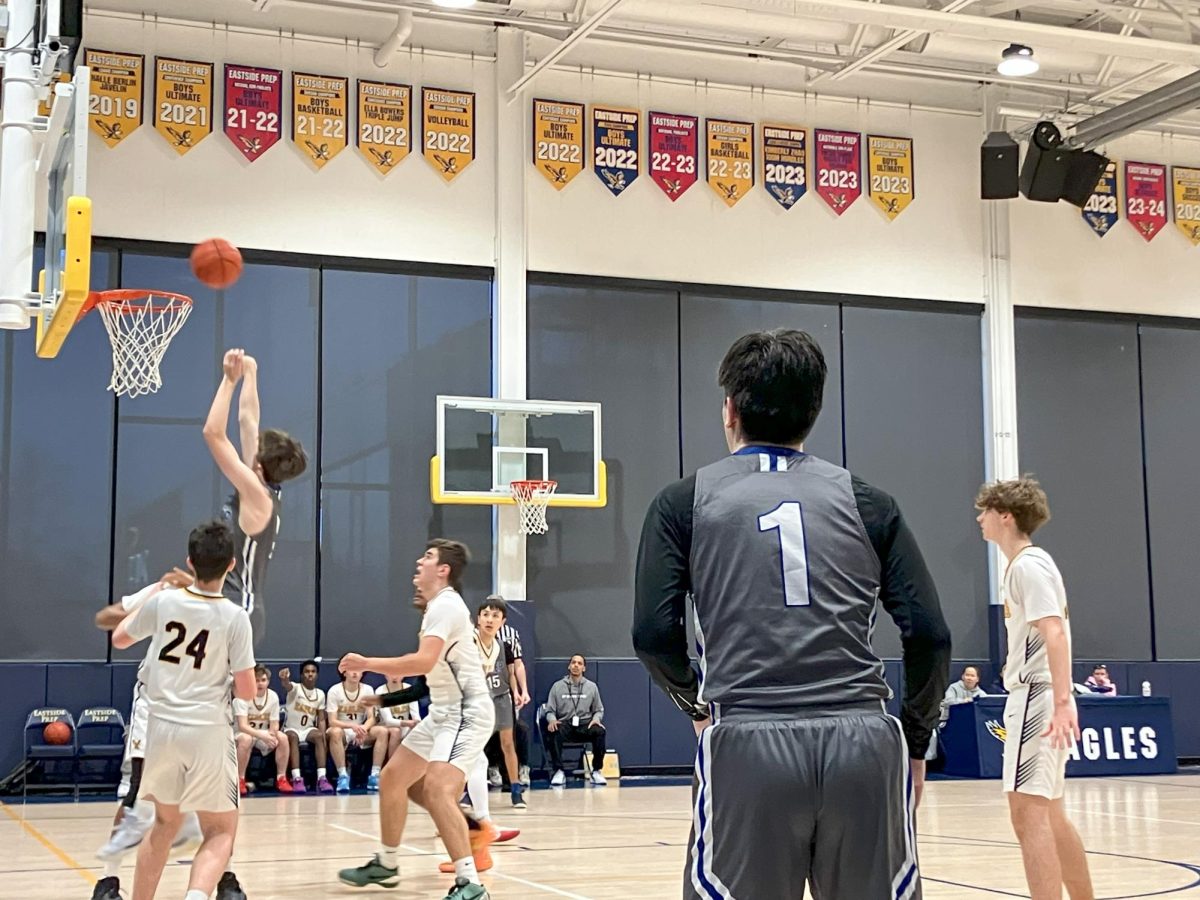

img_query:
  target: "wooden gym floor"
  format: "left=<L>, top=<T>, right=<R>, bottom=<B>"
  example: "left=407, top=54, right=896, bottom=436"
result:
left=3, top=773, right=1198, bottom=898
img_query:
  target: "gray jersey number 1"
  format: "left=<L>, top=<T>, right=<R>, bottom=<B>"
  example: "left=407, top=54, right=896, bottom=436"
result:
left=758, top=502, right=812, bottom=607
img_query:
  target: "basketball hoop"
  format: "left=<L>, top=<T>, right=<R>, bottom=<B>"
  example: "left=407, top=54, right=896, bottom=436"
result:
left=510, top=480, right=558, bottom=535
left=86, top=290, right=193, bottom=398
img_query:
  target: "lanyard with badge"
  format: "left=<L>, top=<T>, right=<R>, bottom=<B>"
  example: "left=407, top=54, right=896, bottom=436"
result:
left=567, top=682, right=585, bottom=727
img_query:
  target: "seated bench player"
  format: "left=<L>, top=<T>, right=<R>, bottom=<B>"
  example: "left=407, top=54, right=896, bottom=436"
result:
left=233, top=665, right=291, bottom=795
left=378, top=675, right=423, bottom=761
left=279, top=660, right=333, bottom=793
left=327, top=658, right=389, bottom=792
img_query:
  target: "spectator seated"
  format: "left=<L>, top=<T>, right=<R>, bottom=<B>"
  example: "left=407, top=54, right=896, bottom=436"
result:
left=539, top=655, right=608, bottom=786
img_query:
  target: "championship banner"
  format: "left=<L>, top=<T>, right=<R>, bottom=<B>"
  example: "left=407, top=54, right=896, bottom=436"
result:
left=1082, top=161, right=1119, bottom=238
left=706, top=119, right=754, bottom=207
left=154, top=58, right=213, bottom=155
left=224, top=64, right=283, bottom=162
left=762, top=125, right=806, bottom=210
left=85, top=50, right=144, bottom=148
left=532, top=99, right=585, bottom=190
left=1172, top=166, right=1200, bottom=246
left=592, top=107, right=640, bottom=196
left=648, top=112, right=699, bottom=201
left=422, top=88, right=475, bottom=182
left=867, top=135, right=914, bottom=220
left=814, top=129, right=862, bottom=215
left=292, top=73, right=348, bottom=169
left=357, top=80, right=411, bottom=175
left=1125, top=161, right=1167, bottom=242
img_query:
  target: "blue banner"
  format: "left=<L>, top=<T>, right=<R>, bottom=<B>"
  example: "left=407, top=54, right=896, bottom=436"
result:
left=945, top=695, right=1176, bottom=778
left=1082, top=161, right=1119, bottom=237
left=592, top=106, right=639, bottom=197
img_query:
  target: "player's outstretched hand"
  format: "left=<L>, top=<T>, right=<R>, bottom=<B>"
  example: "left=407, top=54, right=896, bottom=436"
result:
left=161, top=567, right=194, bottom=589
left=1041, top=697, right=1081, bottom=750
left=339, top=652, right=368, bottom=675
left=242, top=355, right=258, bottom=376
left=223, top=348, right=245, bottom=383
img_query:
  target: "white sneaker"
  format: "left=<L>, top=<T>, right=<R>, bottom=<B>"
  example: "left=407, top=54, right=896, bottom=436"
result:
left=550, top=769, right=566, bottom=787
left=96, top=808, right=153, bottom=861
left=487, top=766, right=502, bottom=787
left=518, top=765, right=531, bottom=787
left=170, top=812, right=203, bottom=857
left=590, top=771, right=608, bottom=786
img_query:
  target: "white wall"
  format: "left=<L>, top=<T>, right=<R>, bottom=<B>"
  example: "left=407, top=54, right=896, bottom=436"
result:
left=80, top=19, right=1200, bottom=315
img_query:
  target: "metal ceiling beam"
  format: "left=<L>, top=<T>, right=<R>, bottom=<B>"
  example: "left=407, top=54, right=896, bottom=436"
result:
left=605, top=0, right=1200, bottom=64
left=817, top=0, right=978, bottom=83
left=1071, top=66, right=1200, bottom=143
left=1097, top=0, right=1152, bottom=83
left=505, top=0, right=627, bottom=96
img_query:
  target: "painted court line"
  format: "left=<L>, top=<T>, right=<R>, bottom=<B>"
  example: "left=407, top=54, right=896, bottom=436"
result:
left=0, top=801, right=97, bottom=886
left=329, top=822, right=596, bottom=899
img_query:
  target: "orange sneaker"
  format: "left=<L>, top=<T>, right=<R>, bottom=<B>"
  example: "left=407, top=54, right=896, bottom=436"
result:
left=239, top=777, right=248, bottom=797
left=437, top=823, right=496, bottom=874
left=275, top=775, right=293, bottom=793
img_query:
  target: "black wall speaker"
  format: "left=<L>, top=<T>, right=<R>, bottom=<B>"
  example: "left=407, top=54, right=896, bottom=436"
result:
left=1061, top=150, right=1111, bottom=208
left=1019, top=121, right=1070, bottom=202
left=981, top=131, right=1019, bottom=200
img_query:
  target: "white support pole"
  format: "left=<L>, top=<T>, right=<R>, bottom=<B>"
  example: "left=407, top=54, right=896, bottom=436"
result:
left=493, top=26, right=529, bottom=600
left=980, top=90, right=1020, bottom=611
left=0, top=0, right=40, bottom=329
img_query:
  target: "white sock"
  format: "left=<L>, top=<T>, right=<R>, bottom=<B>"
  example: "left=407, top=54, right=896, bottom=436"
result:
left=103, top=860, right=121, bottom=878
left=370, top=765, right=381, bottom=777
left=338, top=767, right=348, bottom=778
left=453, top=856, right=479, bottom=884
left=317, top=767, right=327, bottom=778
left=466, top=756, right=490, bottom=821
left=378, top=844, right=399, bottom=869
left=184, top=890, right=208, bottom=900
left=291, top=768, right=301, bottom=780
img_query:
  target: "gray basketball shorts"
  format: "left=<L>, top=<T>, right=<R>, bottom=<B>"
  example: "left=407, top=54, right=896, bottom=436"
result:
left=684, top=705, right=920, bottom=900
left=492, top=692, right=515, bottom=733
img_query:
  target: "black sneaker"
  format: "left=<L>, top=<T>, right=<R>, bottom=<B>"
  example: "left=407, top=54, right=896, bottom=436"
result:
left=216, top=871, right=248, bottom=900
left=90, top=876, right=122, bottom=900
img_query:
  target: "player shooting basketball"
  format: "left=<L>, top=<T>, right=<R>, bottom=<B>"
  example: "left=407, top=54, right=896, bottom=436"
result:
left=203, top=349, right=307, bottom=647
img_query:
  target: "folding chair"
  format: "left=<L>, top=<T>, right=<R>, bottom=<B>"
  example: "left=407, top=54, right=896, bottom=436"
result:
left=75, top=707, right=126, bottom=796
left=24, top=708, right=78, bottom=798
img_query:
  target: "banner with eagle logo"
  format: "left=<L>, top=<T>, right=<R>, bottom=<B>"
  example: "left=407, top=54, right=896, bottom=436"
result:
left=422, top=88, right=475, bottom=182
left=814, top=129, right=862, bottom=215
left=762, top=125, right=807, bottom=210
left=292, top=73, right=348, bottom=169
left=592, top=106, right=640, bottom=196
left=532, top=99, right=585, bottom=190
left=1125, top=161, right=1167, bottom=241
left=1081, top=161, right=1118, bottom=237
left=224, top=64, right=282, bottom=162
left=357, top=80, right=411, bottom=175
left=648, top=112, right=698, bottom=201
left=153, top=57, right=213, bottom=155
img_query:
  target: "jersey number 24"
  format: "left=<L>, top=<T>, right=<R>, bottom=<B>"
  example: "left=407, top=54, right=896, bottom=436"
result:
left=158, top=622, right=210, bottom=670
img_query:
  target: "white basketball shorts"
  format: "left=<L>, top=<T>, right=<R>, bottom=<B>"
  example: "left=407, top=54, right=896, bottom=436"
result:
left=1002, top=682, right=1068, bottom=800
left=125, top=682, right=150, bottom=762
left=402, top=697, right=494, bottom=775
left=284, top=725, right=318, bottom=743
left=141, top=715, right=239, bottom=813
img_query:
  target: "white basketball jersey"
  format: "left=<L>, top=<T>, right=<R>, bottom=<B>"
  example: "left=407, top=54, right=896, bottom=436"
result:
left=284, top=684, right=325, bottom=731
left=420, top=587, right=489, bottom=710
left=326, top=682, right=375, bottom=725
left=1003, top=547, right=1073, bottom=692
left=121, top=581, right=165, bottom=685
left=233, top=690, right=280, bottom=731
left=122, top=586, right=256, bottom=726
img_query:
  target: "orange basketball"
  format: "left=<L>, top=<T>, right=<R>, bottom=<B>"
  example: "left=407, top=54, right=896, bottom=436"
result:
left=43, top=721, right=71, bottom=745
left=190, top=238, right=243, bottom=289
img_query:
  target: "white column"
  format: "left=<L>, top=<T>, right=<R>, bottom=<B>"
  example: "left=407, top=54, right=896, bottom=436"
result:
left=493, top=26, right=529, bottom=600
left=980, top=91, right=1020, bottom=606
left=0, top=0, right=40, bottom=329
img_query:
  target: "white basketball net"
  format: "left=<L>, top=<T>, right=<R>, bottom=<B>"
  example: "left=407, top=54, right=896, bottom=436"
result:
left=511, top=480, right=557, bottom=535
left=95, top=293, right=193, bottom=398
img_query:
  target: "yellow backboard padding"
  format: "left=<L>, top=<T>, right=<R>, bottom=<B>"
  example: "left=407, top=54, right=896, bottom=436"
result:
left=36, top=196, right=93, bottom=359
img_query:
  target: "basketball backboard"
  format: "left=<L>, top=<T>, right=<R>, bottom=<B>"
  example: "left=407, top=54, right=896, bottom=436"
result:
left=0, top=0, right=91, bottom=354
left=432, top=396, right=606, bottom=507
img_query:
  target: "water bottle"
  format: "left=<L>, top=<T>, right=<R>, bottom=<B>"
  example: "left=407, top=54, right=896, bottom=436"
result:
left=1141, top=680, right=1151, bottom=697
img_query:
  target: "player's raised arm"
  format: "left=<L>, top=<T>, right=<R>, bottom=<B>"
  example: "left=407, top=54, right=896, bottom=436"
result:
left=339, top=638, right=446, bottom=682
left=203, top=349, right=272, bottom=533
left=238, top=355, right=261, bottom=469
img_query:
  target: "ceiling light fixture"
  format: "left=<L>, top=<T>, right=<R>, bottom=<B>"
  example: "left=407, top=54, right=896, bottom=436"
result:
left=997, top=43, right=1039, bottom=77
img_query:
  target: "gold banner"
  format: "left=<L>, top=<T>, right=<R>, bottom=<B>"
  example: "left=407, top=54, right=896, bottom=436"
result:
left=1172, top=166, right=1200, bottom=246
left=86, top=49, right=144, bottom=147
left=357, top=80, right=411, bottom=175
left=154, top=57, right=213, bottom=155
left=706, top=119, right=754, bottom=207
left=38, top=73, right=71, bottom=118
left=867, top=135, right=915, bottom=220
left=292, top=73, right=348, bottom=169
left=533, top=99, right=585, bottom=190
left=422, top=88, right=476, bottom=182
